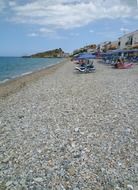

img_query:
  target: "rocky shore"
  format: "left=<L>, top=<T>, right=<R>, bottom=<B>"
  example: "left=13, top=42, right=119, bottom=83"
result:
left=0, top=60, right=138, bottom=190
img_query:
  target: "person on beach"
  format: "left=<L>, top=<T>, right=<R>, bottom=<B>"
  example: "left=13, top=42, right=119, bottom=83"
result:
left=115, top=56, right=124, bottom=68
left=86, top=59, right=94, bottom=68
left=79, top=59, right=86, bottom=67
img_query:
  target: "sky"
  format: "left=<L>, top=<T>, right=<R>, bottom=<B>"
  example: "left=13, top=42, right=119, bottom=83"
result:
left=0, top=0, right=138, bottom=56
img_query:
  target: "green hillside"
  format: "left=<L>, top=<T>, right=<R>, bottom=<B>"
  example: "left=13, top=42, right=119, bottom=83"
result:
left=23, top=48, right=64, bottom=58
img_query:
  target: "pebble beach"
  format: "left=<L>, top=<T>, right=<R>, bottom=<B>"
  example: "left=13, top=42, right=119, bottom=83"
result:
left=0, top=60, right=138, bottom=190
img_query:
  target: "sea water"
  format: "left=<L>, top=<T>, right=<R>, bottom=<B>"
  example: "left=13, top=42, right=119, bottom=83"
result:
left=0, top=57, right=64, bottom=83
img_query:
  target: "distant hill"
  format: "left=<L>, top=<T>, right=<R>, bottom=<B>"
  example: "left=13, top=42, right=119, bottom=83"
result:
left=23, top=48, right=65, bottom=58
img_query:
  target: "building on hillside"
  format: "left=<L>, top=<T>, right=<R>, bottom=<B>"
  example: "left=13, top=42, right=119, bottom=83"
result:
left=85, top=44, right=97, bottom=53
left=118, top=30, right=138, bottom=50
left=106, top=41, right=118, bottom=51
left=72, top=49, right=80, bottom=55
left=63, top=53, right=70, bottom=57
left=72, top=47, right=87, bottom=55
left=98, top=41, right=111, bottom=52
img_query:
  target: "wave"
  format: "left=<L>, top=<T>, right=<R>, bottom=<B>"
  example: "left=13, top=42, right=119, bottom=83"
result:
left=0, top=58, right=64, bottom=84
left=0, top=72, right=33, bottom=84
left=21, top=71, right=33, bottom=76
left=0, top=78, right=10, bottom=84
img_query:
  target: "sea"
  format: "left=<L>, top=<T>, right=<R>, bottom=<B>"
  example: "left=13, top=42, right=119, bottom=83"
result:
left=0, top=57, right=64, bottom=83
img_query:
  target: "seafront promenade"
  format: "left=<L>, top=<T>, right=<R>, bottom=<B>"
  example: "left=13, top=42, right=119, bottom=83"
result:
left=0, top=60, right=138, bottom=189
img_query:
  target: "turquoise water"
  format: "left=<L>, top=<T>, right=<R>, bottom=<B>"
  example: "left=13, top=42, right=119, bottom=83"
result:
left=0, top=57, right=64, bottom=83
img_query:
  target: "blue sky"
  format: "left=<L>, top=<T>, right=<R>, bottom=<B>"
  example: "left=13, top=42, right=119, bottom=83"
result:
left=0, top=0, right=138, bottom=56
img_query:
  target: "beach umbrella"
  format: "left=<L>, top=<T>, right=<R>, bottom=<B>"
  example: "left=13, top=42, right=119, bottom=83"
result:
left=76, top=53, right=96, bottom=60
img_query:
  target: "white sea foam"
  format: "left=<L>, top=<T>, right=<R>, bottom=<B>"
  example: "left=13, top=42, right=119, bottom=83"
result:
left=21, top=72, right=33, bottom=76
left=0, top=79, right=10, bottom=84
left=0, top=57, right=64, bottom=84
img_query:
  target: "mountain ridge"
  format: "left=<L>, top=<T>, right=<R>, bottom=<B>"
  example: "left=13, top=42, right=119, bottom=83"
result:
left=23, top=48, right=65, bottom=58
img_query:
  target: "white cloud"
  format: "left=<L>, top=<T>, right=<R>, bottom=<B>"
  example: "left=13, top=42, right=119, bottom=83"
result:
left=3, top=0, right=138, bottom=30
left=0, top=0, right=6, bottom=12
left=39, top=28, right=55, bottom=34
left=38, top=27, right=61, bottom=38
left=120, top=27, right=130, bottom=33
left=28, top=27, right=67, bottom=39
left=9, top=1, right=17, bottom=7
left=70, top=32, right=79, bottom=36
left=89, top=30, right=94, bottom=33
left=28, top=32, right=38, bottom=37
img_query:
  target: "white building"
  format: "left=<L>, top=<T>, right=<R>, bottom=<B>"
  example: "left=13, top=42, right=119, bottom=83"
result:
left=106, top=41, right=118, bottom=51
left=98, top=41, right=111, bottom=52
left=118, top=30, right=138, bottom=49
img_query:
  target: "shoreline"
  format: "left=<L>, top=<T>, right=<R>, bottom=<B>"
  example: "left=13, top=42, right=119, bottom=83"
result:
left=0, top=59, right=68, bottom=98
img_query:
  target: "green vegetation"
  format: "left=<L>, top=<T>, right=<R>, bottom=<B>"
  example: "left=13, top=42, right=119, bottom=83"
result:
left=23, top=48, right=64, bottom=58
